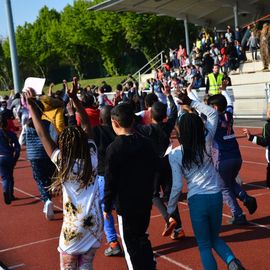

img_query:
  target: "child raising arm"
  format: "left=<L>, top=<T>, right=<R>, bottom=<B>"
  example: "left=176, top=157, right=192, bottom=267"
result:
left=24, top=80, right=103, bottom=270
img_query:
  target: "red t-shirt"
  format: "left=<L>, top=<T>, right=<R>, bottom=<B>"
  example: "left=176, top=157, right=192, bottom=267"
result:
left=76, top=107, right=100, bottom=127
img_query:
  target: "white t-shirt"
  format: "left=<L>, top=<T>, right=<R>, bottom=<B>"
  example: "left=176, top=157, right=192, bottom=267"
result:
left=51, top=140, right=103, bottom=255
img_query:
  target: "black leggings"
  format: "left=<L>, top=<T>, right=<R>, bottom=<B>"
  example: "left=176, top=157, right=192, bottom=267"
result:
left=152, top=156, right=182, bottom=228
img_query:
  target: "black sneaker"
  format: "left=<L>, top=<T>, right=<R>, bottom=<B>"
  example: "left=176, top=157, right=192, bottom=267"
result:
left=228, top=214, right=248, bottom=225
left=243, top=196, right=257, bottom=215
left=227, top=258, right=246, bottom=270
left=3, top=192, right=11, bottom=205
left=104, top=241, right=122, bottom=257
left=11, top=194, right=18, bottom=201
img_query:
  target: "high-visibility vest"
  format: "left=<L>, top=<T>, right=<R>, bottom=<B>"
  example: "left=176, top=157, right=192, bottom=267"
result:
left=196, top=40, right=202, bottom=49
left=208, top=73, right=223, bottom=95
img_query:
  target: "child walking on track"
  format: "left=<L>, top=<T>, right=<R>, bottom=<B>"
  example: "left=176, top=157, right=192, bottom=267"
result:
left=168, top=89, right=246, bottom=270
left=25, top=81, right=103, bottom=270
left=0, top=113, right=20, bottom=204
left=208, top=82, right=257, bottom=225
left=104, top=102, right=157, bottom=270
left=92, top=105, right=122, bottom=256
left=135, top=85, right=184, bottom=240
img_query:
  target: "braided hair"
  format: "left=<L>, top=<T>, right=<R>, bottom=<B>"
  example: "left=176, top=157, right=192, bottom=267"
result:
left=178, top=113, right=207, bottom=170
left=51, top=126, right=94, bottom=192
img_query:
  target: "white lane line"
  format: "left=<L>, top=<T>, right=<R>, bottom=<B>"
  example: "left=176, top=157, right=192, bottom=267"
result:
left=154, top=251, right=193, bottom=270
left=252, top=191, right=270, bottom=197
left=243, top=160, right=266, bottom=166
left=13, top=186, right=63, bottom=211
left=235, top=125, right=263, bottom=129
left=151, top=207, right=190, bottom=220
left=179, top=202, right=270, bottom=230
left=9, top=264, right=25, bottom=269
left=12, top=186, right=193, bottom=269
left=0, top=237, right=59, bottom=253
left=240, top=145, right=264, bottom=150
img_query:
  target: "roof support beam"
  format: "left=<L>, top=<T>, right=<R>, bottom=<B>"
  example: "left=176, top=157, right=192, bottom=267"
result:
left=183, top=16, right=190, bottom=55
left=233, top=1, right=239, bottom=29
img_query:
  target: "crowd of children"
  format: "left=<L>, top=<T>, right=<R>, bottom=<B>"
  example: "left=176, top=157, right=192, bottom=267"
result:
left=0, top=25, right=266, bottom=268
left=1, top=67, right=266, bottom=270
left=149, top=25, right=260, bottom=96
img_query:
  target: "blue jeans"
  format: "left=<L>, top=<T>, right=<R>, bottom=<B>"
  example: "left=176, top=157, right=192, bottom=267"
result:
left=188, top=192, right=235, bottom=270
left=30, top=159, right=55, bottom=202
left=0, top=156, right=14, bottom=195
left=97, top=175, right=118, bottom=243
left=218, top=158, right=246, bottom=217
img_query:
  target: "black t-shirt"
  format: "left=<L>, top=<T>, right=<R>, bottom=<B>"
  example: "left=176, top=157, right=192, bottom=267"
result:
left=103, top=84, right=112, bottom=93
left=92, top=125, right=115, bottom=176
left=104, top=133, right=156, bottom=215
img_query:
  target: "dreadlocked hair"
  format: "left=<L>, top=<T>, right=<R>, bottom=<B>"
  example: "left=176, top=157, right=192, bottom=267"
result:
left=50, top=126, right=94, bottom=194
left=178, top=113, right=207, bottom=170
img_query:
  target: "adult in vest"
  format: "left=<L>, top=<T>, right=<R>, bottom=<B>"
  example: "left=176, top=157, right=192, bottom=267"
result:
left=206, top=64, right=224, bottom=95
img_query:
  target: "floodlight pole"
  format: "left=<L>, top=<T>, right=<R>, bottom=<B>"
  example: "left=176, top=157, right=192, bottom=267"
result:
left=233, top=1, right=239, bottom=30
left=184, top=17, right=190, bottom=55
left=4, top=0, right=20, bottom=93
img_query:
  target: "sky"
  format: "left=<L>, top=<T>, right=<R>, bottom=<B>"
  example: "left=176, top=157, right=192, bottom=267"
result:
left=0, top=0, right=75, bottom=38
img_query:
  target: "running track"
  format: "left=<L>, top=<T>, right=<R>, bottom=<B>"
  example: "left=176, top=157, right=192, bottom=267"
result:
left=0, top=126, right=270, bottom=270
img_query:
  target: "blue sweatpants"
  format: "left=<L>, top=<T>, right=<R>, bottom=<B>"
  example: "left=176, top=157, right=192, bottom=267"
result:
left=0, top=156, right=14, bottom=196
left=98, top=175, right=118, bottom=243
left=218, top=158, right=247, bottom=217
left=188, top=192, right=235, bottom=270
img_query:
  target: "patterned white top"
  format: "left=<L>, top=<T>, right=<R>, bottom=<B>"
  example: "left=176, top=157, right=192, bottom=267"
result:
left=51, top=140, right=103, bottom=255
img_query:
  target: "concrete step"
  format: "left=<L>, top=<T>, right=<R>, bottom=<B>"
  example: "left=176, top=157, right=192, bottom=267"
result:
left=238, top=60, right=264, bottom=73
left=232, top=83, right=266, bottom=97
left=245, top=51, right=261, bottom=61
left=230, top=71, right=270, bottom=85
left=233, top=98, right=267, bottom=118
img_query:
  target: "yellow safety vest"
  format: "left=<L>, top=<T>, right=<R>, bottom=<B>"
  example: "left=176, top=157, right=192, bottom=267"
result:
left=208, top=73, right=223, bottom=95
left=196, top=40, right=202, bottom=49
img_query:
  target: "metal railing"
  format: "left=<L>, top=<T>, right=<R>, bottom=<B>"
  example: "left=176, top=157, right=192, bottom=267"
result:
left=122, top=50, right=164, bottom=86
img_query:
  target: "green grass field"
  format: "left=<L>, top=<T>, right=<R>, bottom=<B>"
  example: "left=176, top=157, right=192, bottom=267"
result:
left=0, top=75, right=127, bottom=96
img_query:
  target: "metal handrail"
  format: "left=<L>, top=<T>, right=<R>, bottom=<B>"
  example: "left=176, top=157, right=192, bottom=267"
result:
left=134, top=50, right=164, bottom=76
left=122, top=50, right=164, bottom=86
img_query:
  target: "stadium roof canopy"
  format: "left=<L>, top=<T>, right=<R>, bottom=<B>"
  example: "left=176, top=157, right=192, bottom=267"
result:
left=88, top=0, right=270, bottom=29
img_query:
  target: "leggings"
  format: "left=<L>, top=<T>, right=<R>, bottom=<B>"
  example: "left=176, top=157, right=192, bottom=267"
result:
left=60, top=248, right=98, bottom=270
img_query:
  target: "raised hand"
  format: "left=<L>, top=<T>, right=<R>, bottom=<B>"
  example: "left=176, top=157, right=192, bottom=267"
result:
left=67, top=77, right=78, bottom=99
left=24, top=88, right=36, bottom=106
left=162, top=84, right=171, bottom=96
left=221, top=79, right=229, bottom=90
left=176, top=89, right=192, bottom=106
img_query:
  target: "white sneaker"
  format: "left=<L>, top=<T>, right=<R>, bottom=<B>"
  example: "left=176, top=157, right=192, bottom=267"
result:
left=43, top=200, right=54, bottom=220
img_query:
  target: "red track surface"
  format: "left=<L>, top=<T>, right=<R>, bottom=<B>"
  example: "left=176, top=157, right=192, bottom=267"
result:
left=0, top=127, right=270, bottom=270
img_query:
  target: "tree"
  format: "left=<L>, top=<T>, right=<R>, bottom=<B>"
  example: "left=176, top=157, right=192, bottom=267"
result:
left=121, top=13, right=197, bottom=61
left=0, top=41, right=12, bottom=90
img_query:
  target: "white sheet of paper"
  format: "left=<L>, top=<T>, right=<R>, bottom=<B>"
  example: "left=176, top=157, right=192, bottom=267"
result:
left=22, top=77, right=46, bottom=95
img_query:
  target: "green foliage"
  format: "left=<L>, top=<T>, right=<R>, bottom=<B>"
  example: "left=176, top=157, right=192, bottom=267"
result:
left=0, top=42, right=12, bottom=90
left=51, top=75, right=126, bottom=91
left=2, top=0, right=199, bottom=89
